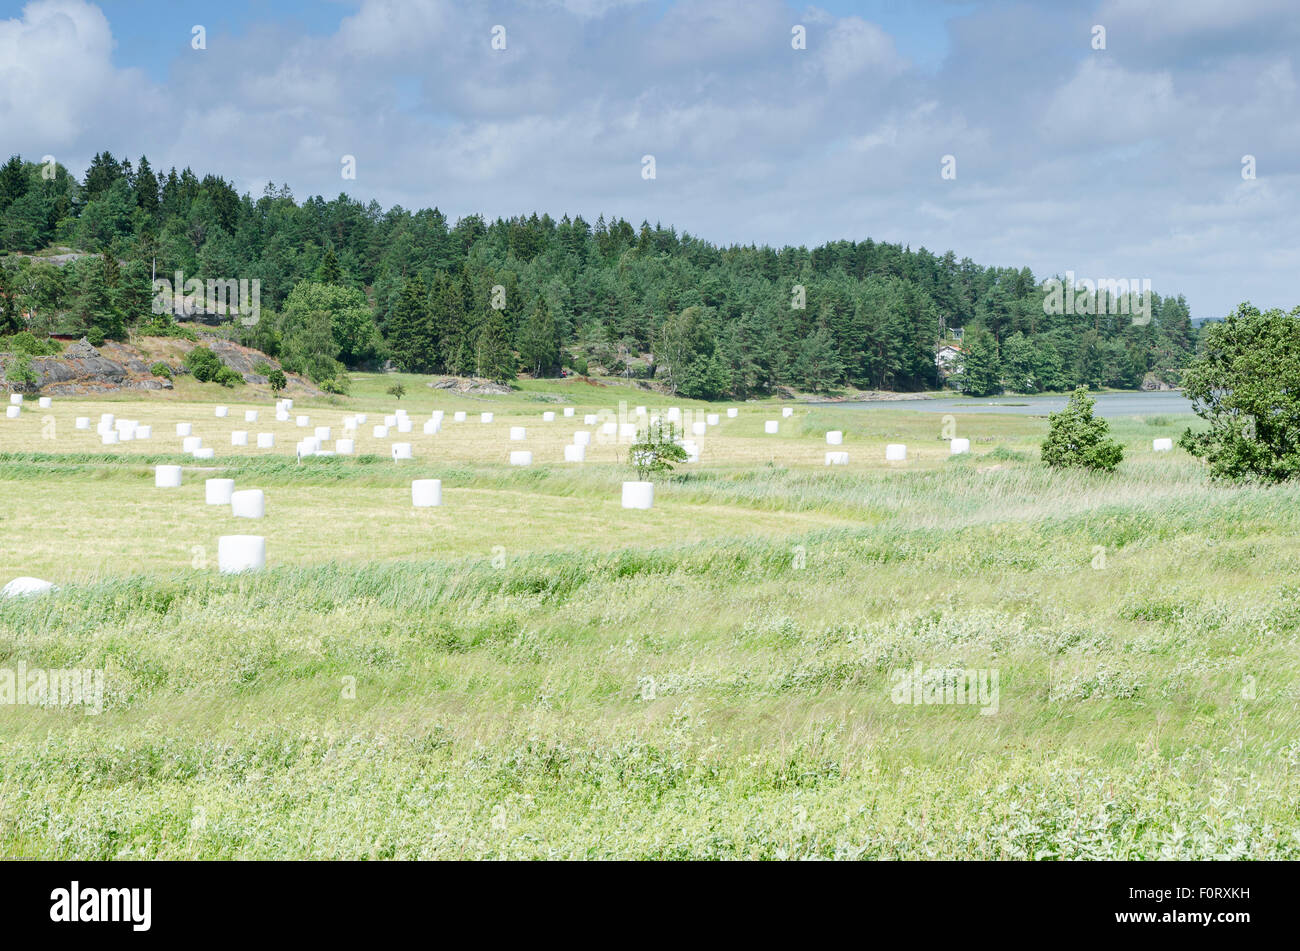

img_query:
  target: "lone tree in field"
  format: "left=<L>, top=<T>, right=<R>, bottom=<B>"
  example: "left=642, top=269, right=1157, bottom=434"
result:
left=1179, top=303, right=1300, bottom=483
left=387, top=382, right=405, bottom=399
left=1041, top=387, right=1123, bottom=473
left=628, top=421, right=688, bottom=480
left=267, top=368, right=286, bottom=392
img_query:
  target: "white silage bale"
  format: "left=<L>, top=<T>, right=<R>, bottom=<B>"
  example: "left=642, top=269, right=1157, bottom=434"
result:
left=391, top=442, right=413, bottom=460
left=257, top=433, right=275, bottom=448
left=509, top=450, right=532, bottom=466
left=231, top=431, right=249, bottom=446
left=886, top=444, right=907, bottom=461
left=218, top=535, right=265, bottom=573
left=621, top=481, right=654, bottom=509
left=230, top=489, right=265, bottom=519
left=950, top=438, right=970, bottom=455
left=412, top=479, right=442, bottom=507
left=764, top=420, right=779, bottom=434
left=826, top=431, right=843, bottom=446
left=215, top=406, right=228, bottom=418
left=155, top=465, right=182, bottom=487
left=205, top=479, right=235, bottom=505
left=510, top=426, right=526, bottom=441
left=564, top=443, right=586, bottom=462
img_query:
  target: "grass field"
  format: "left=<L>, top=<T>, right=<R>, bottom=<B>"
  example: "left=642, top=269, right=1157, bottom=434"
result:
left=2, top=373, right=1297, bottom=859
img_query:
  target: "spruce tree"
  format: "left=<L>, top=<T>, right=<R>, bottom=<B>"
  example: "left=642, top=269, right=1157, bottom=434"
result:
left=475, top=310, right=515, bottom=382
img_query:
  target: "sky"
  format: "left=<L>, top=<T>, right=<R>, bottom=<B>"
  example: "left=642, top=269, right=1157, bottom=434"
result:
left=2, top=0, right=1298, bottom=319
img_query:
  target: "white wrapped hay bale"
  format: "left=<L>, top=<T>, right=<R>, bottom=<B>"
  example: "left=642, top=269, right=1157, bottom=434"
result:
left=510, top=426, right=526, bottom=441
left=583, top=414, right=598, bottom=425
left=886, top=443, right=907, bottom=461
left=205, top=478, right=235, bottom=505
left=373, top=425, right=389, bottom=438
left=397, top=418, right=412, bottom=433
left=218, top=535, right=265, bottom=573
left=619, top=422, right=637, bottom=439
left=391, top=442, right=413, bottom=460
left=621, top=481, right=654, bottom=509
left=155, top=465, right=183, bottom=487
left=635, top=405, right=647, bottom=416
left=8, top=394, right=22, bottom=405
left=244, top=410, right=258, bottom=422
left=430, top=410, right=445, bottom=423
left=176, top=422, right=192, bottom=437
left=1153, top=438, right=1173, bottom=452
left=314, top=426, right=331, bottom=442
left=542, top=411, right=555, bottom=422
left=825, top=451, right=849, bottom=466
left=667, top=408, right=681, bottom=423
left=2, top=576, right=55, bottom=598
left=691, top=421, right=707, bottom=436
left=563, top=407, right=574, bottom=417
left=192, top=447, right=215, bottom=460
left=182, top=436, right=202, bottom=453
left=727, top=408, right=738, bottom=418
left=231, top=431, right=249, bottom=446
left=75, top=417, right=90, bottom=430
left=5, top=405, right=20, bottom=419
left=423, top=419, right=441, bottom=435
left=215, top=406, right=228, bottom=418
left=296, top=415, right=310, bottom=428
left=38, top=397, right=52, bottom=409
left=682, top=440, right=700, bottom=463
left=509, top=450, right=532, bottom=466
left=100, top=430, right=119, bottom=445
left=136, top=425, right=152, bottom=440
left=601, top=421, right=617, bottom=436
left=782, top=407, right=794, bottom=418
left=453, top=411, right=467, bottom=422
left=706, top=413, right=719, bottom=426
left=384, top=414, right=397, bottom=427
left=564, top=443, right=586, bottom=462
left=573, top=431, right=591, bottom=446
left=298, top=436, right=321, bottom=455
left=412, top=479, right=442, bottom=507
left=951, top=438, right=970, bottom=455
left=826, top=431, right=843, bottom=445
left=354, top=413, right=366, bottom=424
left=256, top=433, right=275, bottom=448
left=335, top=438, right=354, bottom=455
left=481, top=412, right=494, bottom=423
left=764, top=420, right=779, bottom=434
left=276, top=410, right=290, bottom=422
left=282, top=399, right=293, bottom=410
left=230, top=489, right=265, bottom=519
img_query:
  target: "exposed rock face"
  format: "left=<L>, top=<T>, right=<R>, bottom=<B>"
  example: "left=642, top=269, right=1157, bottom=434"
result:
left=3, top=335, right=322, bottom=396
left=429, top=376, right=513, bottom=395
left=28, top=340, right=132, bottom=389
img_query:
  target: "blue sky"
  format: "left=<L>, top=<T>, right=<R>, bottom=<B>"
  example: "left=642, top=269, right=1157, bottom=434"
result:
left=3, top=0, right=1299, bottom=318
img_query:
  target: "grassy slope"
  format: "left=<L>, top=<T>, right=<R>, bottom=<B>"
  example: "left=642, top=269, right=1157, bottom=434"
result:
left=1, top=375, right=1297, bottom=859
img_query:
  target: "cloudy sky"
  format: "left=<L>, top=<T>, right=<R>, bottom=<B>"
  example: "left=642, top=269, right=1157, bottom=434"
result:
left=2, top=0, right=1298, bottom=318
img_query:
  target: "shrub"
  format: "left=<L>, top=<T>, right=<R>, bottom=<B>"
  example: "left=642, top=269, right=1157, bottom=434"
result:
left=1041, top=387, right=1124, bottom=473
left=322, top=376, right=351, bottom=395
left=149, top=361, right=172, bottom=380
left=267, top=368, right=287, bottom=392
left=215, top=365, right=244, bottom=388
left=628, top=421, right=689, bottom=480
left=86, top=327, right=106, bottom=348
left=386, top=382, right=405, bottom=399
left=1179, top=302, right=1300, bottom=483
left=184, top=346, right=223, bottom=383
left=1, top=331, right=60, bottom=357
left=254, top=361, right=274, bottom=376
left=5, top=353, right=37, bottom=387
left=573, top=356, right=588, bottom=376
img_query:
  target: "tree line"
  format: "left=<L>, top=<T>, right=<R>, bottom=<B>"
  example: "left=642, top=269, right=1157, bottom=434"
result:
left=0, top=151, right=1199, bottom=395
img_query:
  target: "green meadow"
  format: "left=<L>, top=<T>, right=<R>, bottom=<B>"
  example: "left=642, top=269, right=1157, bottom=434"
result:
left=1, top=375, right=1297, bottom=859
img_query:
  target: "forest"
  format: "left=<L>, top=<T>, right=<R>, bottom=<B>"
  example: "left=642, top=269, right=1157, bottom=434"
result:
left=0, top=151, right=1198, bottom=397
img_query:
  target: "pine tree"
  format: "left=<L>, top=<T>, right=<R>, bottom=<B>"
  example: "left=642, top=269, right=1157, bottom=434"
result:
left=518, top=295, right=558, bottom=377
left=316, top=249, right=342, bottom=285
left=475, top=310, right=515, bottom=382
left=386, top=275, right=433, bottom=372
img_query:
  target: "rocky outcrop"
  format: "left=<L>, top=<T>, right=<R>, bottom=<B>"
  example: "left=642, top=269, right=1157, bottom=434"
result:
left=429, top=376, right=513, bottom=395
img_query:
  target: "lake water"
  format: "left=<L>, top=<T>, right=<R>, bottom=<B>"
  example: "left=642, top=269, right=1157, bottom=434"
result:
left=817, top=391, right=1196, bottom=418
